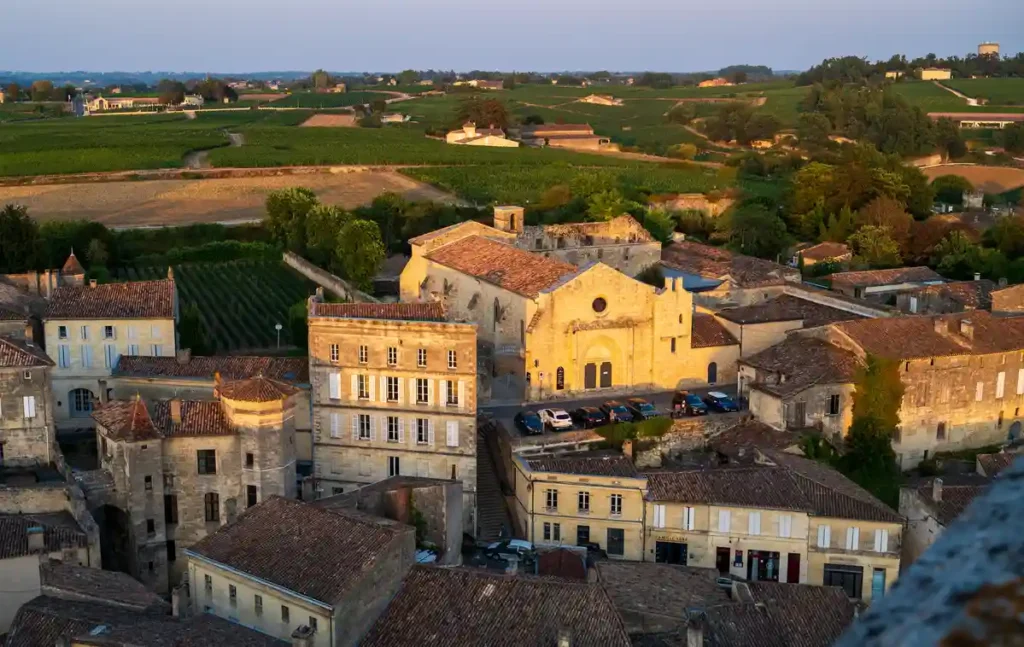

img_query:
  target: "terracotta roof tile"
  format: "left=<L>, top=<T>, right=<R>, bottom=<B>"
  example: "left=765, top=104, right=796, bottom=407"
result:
left=525, top=453, right=639, bottom=478
left=218, top=375, right=299, bottom=403
left=662, top=241, right=799, bottom=288
left=4, top=596, right=152, bottom=647
left=40, top=562, right=168, bottom=611
left=709, top=420, right=802, bottom=459
left=0, top=514, right=89, bottom=560
left=597, top=562, right=731, bottom=620
left=362, top=566, right=631, bottom=647
left=691, top=314, right=739, bottom=348
left=835, top=311, right=1024, bottom=359
left=741, top=336, right=862, bottom=397
left=798, top=241, right=851, bottom=262
left=46, top=280, right=175, bottom=320
left=113, top=355, right=308, bottom=384
left=905, top=279, right=995, bottom=309
left=826, top=266, right=943, bottom=289
left=188, top=497, right=410, bottom=605
left=151, top=401, right=232, bottom=437
left=915, top=478, right=989, bottom=526
left=0, top=306, right=27, bottom=321
left=977, top=452, right=1018, bottom=477
left=0, top=335, right=53, bottom=368
left=71, top=613, right=288, bottom=646
left=62, top=253, right=85, bottom=276
left=716, top=295, right=864, bottom=327
left=407, top=220, right=507, bottom=246
left=312, top=301, right=447, bottom=321
left=426, top=235, right=577, bottom=298
left=91, top=398, right=161, bottom=442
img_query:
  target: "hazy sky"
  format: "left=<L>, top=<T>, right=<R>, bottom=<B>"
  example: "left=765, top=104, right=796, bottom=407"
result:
left=3, top=0, right=1022, bottom=73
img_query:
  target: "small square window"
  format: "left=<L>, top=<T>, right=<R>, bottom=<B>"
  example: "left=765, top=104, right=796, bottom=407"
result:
left=103, top=325, right=115, bottom=340
left=245, top=453, right=254, bottom=468
left=58, top=326, right=68, bottom=340
left=144, top=475, right=152, bottom=491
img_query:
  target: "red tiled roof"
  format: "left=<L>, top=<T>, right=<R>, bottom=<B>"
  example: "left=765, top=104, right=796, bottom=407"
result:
left=915, top=479, right=989, bottom=526
left=312, top=301, right=447, bottom=322
left=834, top=311, right=1024, bottom=359
left=798, top=241, right=851, bottom=262
left=692, top=314, right=739, bottom=348
left=977, top=452, right=1018, bottom=477
left=189, top=497, right=409, bottom=605
left=525, top=453, right=639, bottom=478
left=218, top=376, right=299, bottom=403
left=741, top=336, right=862, bottom=397
left=0, top=515, right=89, bottom=561
left=905, top=279, right=995, bottom=310
left=91, top=398, right=161, bottom=442
left=426, top=235, right=576, bottom=298
left=826, top=266, right=943, bottom=289
left=61, top=253, right=85, bottom=276
left=662, top=241, right=799, bottom=288
left=0, top=336, right=53, bottom=368
left=716, top=295, right=864, bottom=327
left=46, top=280, right=175, bottom=320
left=407, top=220, right=508, bottom=246
left=112, top=355, right=308, bottom=384
left=151, top=401, right=232, bottom=437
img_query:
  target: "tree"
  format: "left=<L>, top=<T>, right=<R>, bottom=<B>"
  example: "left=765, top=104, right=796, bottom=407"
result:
left=358, top=192, right=407, bottom=253
left=4, top=83, right=20, bottom=101
left=312, top=69, right=330, bottom=89
left=178, top=303, right=212, bottom=355
left=522, top=114, right=545, bottom=125
left=156, top=79, right=186, bottom=106
left=304, top=204, right=350, bottom=269
left=30, top=80, right=53, bottom=102
left=86, top=238, right=109, bottom=268
left=265, top=188, right=319, bottom=255
left=538, top=185, right=573, bottom=211
left=398, top=70, right=420, bottom=86
left=731, top=71, right=748, bottom=84
left=930, top=174, right=973, bottom=205
left=666, top=103, right=697, bottom=125
left=935, top=117, right=967, bottom=160
left=642, top=209, right=676, bottom=244
left=586, top=190, right=635, bottom=222
left=336, top=220, right=385, bottom=289
left=789, top=162, right=836, bottom=216
left=819, top=205, right=857, bottom=243
left=856, top=196, right=913, bottom=247
left=288, top=301, right=309, bottom=350
left=932, top=230, right=1007, bottom=280
left=194, top=78, right=237, bottom=104
left=0, top=204, right=40, bottom=272
left=1001, top=123, right=1024, bottom=155
left=987, top=216, right=1024, bottom=258
left=848, top=225, right=902, bottom=268
left=796, top=112, right=833, bottom=146
left=851, top=353, right=905, bottom=433
left=669, top=143, right=698, bottom=160
left=456, top=98, right=510, bottom=129
left=719, top=204, right=790, bottom=260
left=636, top=72, right=674, bottom=89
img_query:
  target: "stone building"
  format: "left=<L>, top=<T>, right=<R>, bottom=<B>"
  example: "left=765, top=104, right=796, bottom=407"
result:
left=88, top=375, right=299, bottom=593
left=444, top=122, right=519, bottom=147
left=896, top=279, right=996, bottom=315
left=899, top=475, right=991, bottom=566
left=794, top=241, right=852, bottom=267
left=512, top=123, right=615, bottom=151
left=825, top=266, right=944, bottom=301
left=990, top=282, right=1024, bottom=316
left=1, top=335, right=59, bottom=465
left=187, top=496, right=415, bottom=647
left=306, top=299, right=479, bottom=532
left=661, top=240, right=801, bottom=307
left=43, top=257, right=177, bottom=426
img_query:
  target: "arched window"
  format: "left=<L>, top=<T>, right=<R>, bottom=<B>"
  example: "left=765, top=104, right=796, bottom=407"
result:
left=556, top=367, right=565, bottom=390
left=69, top=388, right=95, bottom=418
left=708, top=362, right=718, bottom=385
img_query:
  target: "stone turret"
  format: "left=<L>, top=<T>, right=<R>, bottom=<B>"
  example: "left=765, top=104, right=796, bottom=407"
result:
left=61, top=250, right=86, bottom=287
left=493, top=205, right=525, bottom=234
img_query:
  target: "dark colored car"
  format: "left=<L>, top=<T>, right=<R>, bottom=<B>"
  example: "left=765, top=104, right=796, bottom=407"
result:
left=703, top=391, right=739, bottom=413
left=600, top=400, right=634, bottom=423
left=626, top=397, right=658, bottom=420
left=571, top=406, right=608, bottom=429
left=675, top=393, right=707, bottom=416
left=514, top=410, right=544, bottom=435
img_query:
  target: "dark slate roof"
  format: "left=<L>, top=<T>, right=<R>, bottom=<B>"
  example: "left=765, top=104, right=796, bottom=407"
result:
left=113, top=355, right=308, bottom=385
left=691, top=314, right=739, bottom=348
left=40, top=561, right=168, bottom=611
left=0, top=335, right=53, bottom=368
left=45, top=280, right=175, bottom=320
left=708, top=420, right=802, bottom=460
left=187, top=497, right=409, bottom=606
left=311, top=301, right=448, bottom=322
left=597, top=562, right=730, bottom=620
left=716, top=294, right=864, bottom=327
left=741, top=335, right=862, bottom=398
left=0, top=513, right=89, bottom=560
left=4, top=596, right=153, bottom=647
left=362, top=566, right=632, bottom=647
left=71, top=613, right=288, bottom=646
left=826, top=266, right=943, bottom=289
left=524, top=453, right=640, bottom=478
left=914, top=478, right=990, bottom=526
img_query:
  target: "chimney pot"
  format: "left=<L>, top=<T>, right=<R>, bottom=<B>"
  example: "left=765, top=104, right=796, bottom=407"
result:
left=686, top=611, right=705, bottom=647
left=959, top=319, right=974, bottom=340
left=974, top=272, right=982, bottom=281
left=89, top=279, right=97, bottom=288
left=999, top=277, right=1008, bottom=287
left=932, top=477, right=943, bottom=502
left=557, top=628, right=572, bottom=647
left=170, top=399, right=182, bottom=425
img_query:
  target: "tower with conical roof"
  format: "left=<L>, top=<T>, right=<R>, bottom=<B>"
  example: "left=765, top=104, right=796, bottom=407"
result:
left=61, top=249, right=86, bottom=287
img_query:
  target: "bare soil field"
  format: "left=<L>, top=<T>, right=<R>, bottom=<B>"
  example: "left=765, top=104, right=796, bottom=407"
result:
left=300, top=113, right=358, bottom=128
left=0, top=170, right=457, bottom=227
left=923, top=164, right=1024, bottom=193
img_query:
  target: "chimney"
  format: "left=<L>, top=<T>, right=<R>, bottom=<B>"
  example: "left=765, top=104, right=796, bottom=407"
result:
left=291, top=625, right=316, bottom=647
left=176, top=348, right=192, bottom=365
left=959, top=319, right=974, bottom=340
left=730, top=581, right=754, bottom=603
left=557, top=629, right=571, bottom=647
left=167, top=266, right=175, bottom=280
left=170, top=399, right=182, bottom=425
left=933, top=317, right=947, bottom=334
left=464, top=121, right=477, bottom=138
left=89, top=279, right=97, bottom=288
left=974, top=272, right=982, bottom=281
left=999, top=277, right=1008, bottom=288
left=213, top=371, right=222, bottom=399
left=932, top=477, right=943, bottom=502
left=27, top=527, right=45, bottom=553
left=622, top=439, right=634, bottom=461
left=686, top=611, right=705, bottom=647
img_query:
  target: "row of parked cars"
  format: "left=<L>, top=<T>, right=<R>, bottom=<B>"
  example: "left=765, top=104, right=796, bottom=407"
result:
left=513, top=391, right=739, bottom=435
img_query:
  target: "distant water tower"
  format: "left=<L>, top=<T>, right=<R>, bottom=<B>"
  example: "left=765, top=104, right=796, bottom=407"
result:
left=979, top=42, right=1000, bottom=56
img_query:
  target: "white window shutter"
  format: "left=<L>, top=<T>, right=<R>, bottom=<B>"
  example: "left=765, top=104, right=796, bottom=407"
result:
left=846, top=527, right=859, bottom=550
left=976, top=381, right=984, bottom=402
left=818, top=525, right=830, bottom=548
left=653, top=504, right=664, bottom=529
left=397, top=378, right=405, bottom=404
left=369, top=416, right=378, bottom=442
left=428, top=420, right=435, bottom=446
left=330, top=412, right=340, bottom=438
left=427, top=380, right=434, bottom=406
left=398, top=418, right=405, bottom=444
left=23, top=396, right=36, bottom=419
left=997, top=371, right=1006, bottom=399
left=458, top=381, right=466, bottom=410
left=409, top=378, right=417, bottom=404
left=779, top=515, right=791, bottom=538
left=749, top=512, right=760, bottom=535
left=874, top=529, right=889, bottom=552
left=718, top=510, right=730, bottom=533
left=350, top=374, right=358, bottom=400
left=1018, top=368, right=1024, bottom=395
left=446, top=421, right=458, bottom=447
left=351, top=416, right=359, bottom=441
left=441, top=381, right=449, bottom=406
left=369, top=376, right=376, bottom=402
left=380, top=376, right=387, bottom=402
left=329, top=373, right=341, bottom=400
left=684, top=507, right=695, bottom=531
left=128, top=325, right=137, bottom=339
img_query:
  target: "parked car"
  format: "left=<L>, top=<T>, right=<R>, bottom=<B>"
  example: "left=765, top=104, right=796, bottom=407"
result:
left=672, top=391, right=707, bottom=416
left=600, top=400, right=635, bottom=423
left=571, top=406, right=608, bottom=429
left=484, top=539, right=536, bottom=561
left=539, top=408, right=574, bottom=431
left=577, top=541, right=608, bottom=560
left=704, top=391, right=739, bottom=413
left=514, top=410, right=544, bottom=435
left=626, top=397, right=659, bottom=420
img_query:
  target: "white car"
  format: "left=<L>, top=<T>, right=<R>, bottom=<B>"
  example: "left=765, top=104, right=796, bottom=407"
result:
left=539, top=408, right=574, bottom=431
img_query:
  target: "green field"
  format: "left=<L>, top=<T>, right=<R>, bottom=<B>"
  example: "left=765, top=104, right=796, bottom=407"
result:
left=268, top=91, right=394, bottom=108
left=943, top=78, right=1024, bottom=106
left=121, top=260, right=313, bottom=352
left=890, top=81, right=970, bottom=112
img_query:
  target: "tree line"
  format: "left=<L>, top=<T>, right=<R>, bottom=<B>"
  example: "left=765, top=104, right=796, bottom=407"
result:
left=797, top=52, right=1024, bottom=85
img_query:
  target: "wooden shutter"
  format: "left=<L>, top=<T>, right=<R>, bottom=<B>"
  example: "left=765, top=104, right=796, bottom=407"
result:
left=329, top=373, right=341, bottom=400
left=330, top=412, right=340, bottom=438
left=718, top=510, right=730, bottom=533
left=428, top=420, right=435, bottom=446
left=351, top=415, right=359, bottom=441
left=398, top=418, right=405, bottom=444
left=427, top=380, right=434, bottom=406
left=458, top=381, right=466, bottom=410
left=446, top=421, right=458, bottom=447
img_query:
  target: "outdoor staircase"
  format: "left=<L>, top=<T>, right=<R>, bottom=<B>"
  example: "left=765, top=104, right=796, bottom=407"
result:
left=476, top=424, right=514, bottom=542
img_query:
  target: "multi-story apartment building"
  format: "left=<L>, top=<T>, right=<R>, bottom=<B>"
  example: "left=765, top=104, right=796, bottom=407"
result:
left=307, top=297, right=478, bottom=532
left=644, top=451, right=903, bottom=603
left=89, top=375, right=298, bottom=593
left=511, top=453, right=647, bottom=560
left=0, top=335, right=58, bottom=465
left=44, top=257, right=177, bottom=426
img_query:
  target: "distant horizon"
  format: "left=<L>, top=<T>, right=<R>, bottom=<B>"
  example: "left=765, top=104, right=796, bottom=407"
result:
left=1, top=0, right=1021, bottom=74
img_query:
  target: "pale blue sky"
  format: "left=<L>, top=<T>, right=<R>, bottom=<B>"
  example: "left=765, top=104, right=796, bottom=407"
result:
left=3, top=0, right=1021, bottom=73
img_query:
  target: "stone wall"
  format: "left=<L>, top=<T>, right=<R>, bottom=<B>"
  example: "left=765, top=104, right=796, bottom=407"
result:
left=0, top=365, right=57, bottom=465
left=630, top=413, right=745, bottom=468
left=283, top=252, right=376, bottom=303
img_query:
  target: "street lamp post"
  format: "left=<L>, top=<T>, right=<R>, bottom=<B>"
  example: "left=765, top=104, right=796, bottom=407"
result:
left=274, top=323, right=283, bottom=349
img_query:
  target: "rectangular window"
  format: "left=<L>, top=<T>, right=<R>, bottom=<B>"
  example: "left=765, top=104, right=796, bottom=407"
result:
left=127, top=344, right=139, bottom=356
left=245, top=452, right=254, bottom=468
left=58, top=345, right=71, bottom=368
left=204, top=492, right=219, bottom=522
left=127, top=325, right=137, bottom=340
left=610, top=494, right=623, bottom=516
left=144, top=475, right=152, bottom=491
left=254, top=594, right=263, bottom=616
left=358, top=345, right=368, bottom=364
left=387, top=346, right=398, bottom=366
left=23, top=396, right=36, bottom=419
left=577, top=525, right=590, bottom=545
left=386, top=376, right=399, bottom=402
left=824, top=564, right=863, bottom=599
left=388, top=456, right=400, bottom=477
left=416, top=378, right=429, bottom=404
left=578, top=491, right=590, bottom=513
left=329, top=412, right=342, bottom=438
left=607, top=528, right=625, bottom=556
left=446, top=421, right=459, bottom=447
left=416, top=418, right=429, bottom=444
left=684, top=506, right=696, bottom=531
left=937, top=422, right=946, bottom=441
left=417, top=348, right=427, bottom=367
left=1017, top=368, right=1024, bottom=395
left=552, top=522, right=561, bottom=541
left=328, top=372, right=341, bottom=399
left=718, top=510, right=731, bottom=533
left=80, top=325, right=89, bottom=341
left=653, top=504, right=666, bottom=529
left=873, top=529, right=890, bottom=553
left=447, top=349, right=457, bottom=369
left=197, top=450, right=216, bottom=475
left=103, top=325, right=115, bottom=340
left=748, top=511, right=761, bottom=535
left=545, top=489, right=558, bottom=510
left=80, top=345, right=92, bottom=369
left=779, top=514, right=792, bottom=538
left=247, top=485, right=257, bottom=508
left=670, top=338, right=676, bottom=353
left=976, top=381, right=984, bottom=402
left=309, top=617, right=318, bottom=632
left=358, top=375, right=369, bottom=400
left=58, top=325, right=68, bottom=340
left=387, top=416, right=400, bottom=442
left=151, top=344, right=163, bottom=357
left=104, top=344, right=117, bottom=369
left=849, top=528, right=867, bottom=553
left=329, top=344, right=339, bottom=362
left=281, top=605, right=290, bottom=624
left=446, top=380, right=458, bottom=406
left=997, top=371, right=1006, bottom=399
left=146, top=519, right=155, bottom=535
left=543, top=522, right=552, bottom=541
left=817, top=524, right=831, bottom=548
left=229, top=585, right=237, bottom=607
left=204, top=574, right=212, bottom=592
left=358, top=414, right=371, bottom=441
left=828, top=394, right=841, bottom=416
left=164, top=495, right=178, bottom=524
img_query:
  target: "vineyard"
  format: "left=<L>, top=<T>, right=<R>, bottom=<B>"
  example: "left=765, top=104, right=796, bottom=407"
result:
left=268, top=91, right=394, bottom=108
left=119, top=260, right=314, bottom=352
left=943, top=78, right=1024, bottom=106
